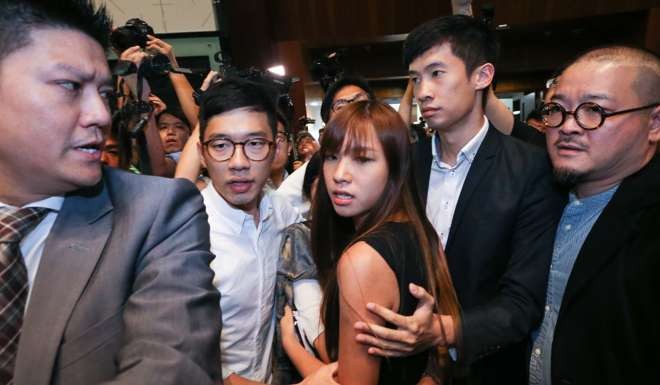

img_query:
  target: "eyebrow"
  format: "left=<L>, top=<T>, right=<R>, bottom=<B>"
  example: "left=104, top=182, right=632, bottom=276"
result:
left=206, top=132, right=270, bottom=140
left=408, top=61, right=447, bottom=76
left=53, top=63, right=113, bottom=87
left=552, top=93, right=612, bottom=104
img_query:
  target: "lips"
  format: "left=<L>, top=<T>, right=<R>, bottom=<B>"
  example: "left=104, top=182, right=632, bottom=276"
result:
left=554, top=140, right=587, bottom=154
left=74, top=142, right=103, bottom=160
left=421, top=107, right=441, bottom=119
left=331, top=190, right=354, bottom=206
left=228, top=180, right=253, bottom=193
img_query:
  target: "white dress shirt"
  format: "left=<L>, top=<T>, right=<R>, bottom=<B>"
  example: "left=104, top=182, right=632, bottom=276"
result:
left=275, top=161, right=310, bottom=218
left=201, top=185, right=301, bottom=382
left=426, top=117, right=489, bottom=247
left=0, top=196, right=64, bottom=307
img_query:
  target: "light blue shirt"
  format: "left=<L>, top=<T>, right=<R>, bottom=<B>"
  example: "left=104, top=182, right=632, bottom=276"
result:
left=529, top=185, right=619, bottom=385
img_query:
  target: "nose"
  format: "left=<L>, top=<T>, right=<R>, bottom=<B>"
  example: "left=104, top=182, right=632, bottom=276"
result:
left=227, top=143, right=250, bottom=170
left=415, top=78, right=432, bottom=103
left=332, top=157, right=351, bottom=184
left=557, top=111, right=584, bottom=137
left=80, top=88, right=111, bottom=130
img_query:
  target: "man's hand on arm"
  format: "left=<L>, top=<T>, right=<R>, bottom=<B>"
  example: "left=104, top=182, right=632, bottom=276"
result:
left=353, top=283, right=456, bottom=357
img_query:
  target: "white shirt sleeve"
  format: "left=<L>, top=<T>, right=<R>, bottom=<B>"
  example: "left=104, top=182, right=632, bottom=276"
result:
left=275, top=162, right=310, bottom=218
left=292, top=278, right=324, bottom=347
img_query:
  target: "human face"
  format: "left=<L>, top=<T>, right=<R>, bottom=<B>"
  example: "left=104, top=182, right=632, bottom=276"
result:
left=101, top=136, right=120, bottom=168
left=272, top=121, right=291, bottom=172
left=331, top=85, right=369, bottom=117
left=199, top=108, right=274, bottom=216
left=297, top=135, right=319, bottom=161
left=158, top=113, right=190, bottom=153
left=323, top=126, right=389, bottom=226
left=0, top=29, right=112, bottom=205
left=545, top=60, right=660, bottom=197
left=409, top=43, right=486, bottom=132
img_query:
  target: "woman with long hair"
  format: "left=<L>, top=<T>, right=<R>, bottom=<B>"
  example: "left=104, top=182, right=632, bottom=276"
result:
left=310, top=100, right=461, bottom=384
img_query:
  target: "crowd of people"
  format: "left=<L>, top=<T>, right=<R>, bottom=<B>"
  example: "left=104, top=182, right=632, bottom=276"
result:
left=0, top=1, right=658, bottom=385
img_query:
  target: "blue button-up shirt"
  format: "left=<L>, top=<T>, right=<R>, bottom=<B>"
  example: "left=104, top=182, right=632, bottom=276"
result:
left=529, top=185, right=619, bottom=385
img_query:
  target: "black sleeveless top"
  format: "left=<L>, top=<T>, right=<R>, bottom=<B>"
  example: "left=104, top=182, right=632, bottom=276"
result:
left=361, top=222, right=429, bottom=385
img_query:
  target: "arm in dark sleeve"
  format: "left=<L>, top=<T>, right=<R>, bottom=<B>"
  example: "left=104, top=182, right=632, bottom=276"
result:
left=460, top=156, right=564, bottom=363
left=511, top=120, right=547, bottom=149
left=103, top=179, right=221, bottom=385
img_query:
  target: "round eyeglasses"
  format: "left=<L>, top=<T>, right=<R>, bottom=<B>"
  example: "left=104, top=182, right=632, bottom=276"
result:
left=331, top=92, right=370, bottom=113
left=202, top=138, right=274, bottom=162
left=541, top=102, right=659, bottom=130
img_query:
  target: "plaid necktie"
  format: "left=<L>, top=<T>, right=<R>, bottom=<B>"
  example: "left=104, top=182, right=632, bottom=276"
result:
left=0, top=207, right=49, bottom=384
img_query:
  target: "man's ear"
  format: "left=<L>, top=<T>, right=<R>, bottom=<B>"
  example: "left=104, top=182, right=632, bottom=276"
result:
left=197, top=141, right=207, bottom=169
left=648, top=104, right=660, bottom=143
left=472, top=62, right=495, bottom=91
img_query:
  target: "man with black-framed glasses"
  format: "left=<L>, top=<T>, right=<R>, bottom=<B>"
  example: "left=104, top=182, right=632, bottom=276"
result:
left=529, top=45, right=660, bottom=385
left=195, top=78, right=317, bottom=384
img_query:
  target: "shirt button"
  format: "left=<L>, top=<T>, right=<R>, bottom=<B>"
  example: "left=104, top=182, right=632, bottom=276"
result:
left=534, top=348, right=541, bottom=356
left=545, top=305, right=550, bottom=312
left=564, top=224, right=572, bottom=231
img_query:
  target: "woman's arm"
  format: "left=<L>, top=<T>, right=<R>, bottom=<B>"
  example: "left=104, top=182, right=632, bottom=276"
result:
left=336, top=241, right=400, bottom=385
left=174, top=122, right=203, bottom=185
left=398, top=79, right=415, bottom=127
left=280, top=306, right=326, bottom=377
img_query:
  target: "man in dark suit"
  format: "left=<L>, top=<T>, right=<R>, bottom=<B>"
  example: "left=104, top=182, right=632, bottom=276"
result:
left=354, top=16, right=564, bottom=385
left=529, top=46, right=660, bottom=385
left=0, top=1, right=221, bottom=384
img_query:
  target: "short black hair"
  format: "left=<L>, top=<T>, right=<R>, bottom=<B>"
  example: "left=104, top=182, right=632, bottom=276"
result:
left=403, top=15, right=498, bottom=75
left=0, top=0, right=112, bottom=64
left=321, top=76, right=374, bottom=123
left=156, top=108, right=191, bottom=131
left=302, top=152, right=322, bottom=202
left=199, top=77, right=278, bottom=140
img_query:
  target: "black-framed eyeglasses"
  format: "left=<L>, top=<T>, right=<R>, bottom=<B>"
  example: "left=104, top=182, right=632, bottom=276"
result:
left=202, top=137, right=274, bottom=162
left=541, top=102, right=659, bottom=130
left=331, top=92, right=369, bottom=112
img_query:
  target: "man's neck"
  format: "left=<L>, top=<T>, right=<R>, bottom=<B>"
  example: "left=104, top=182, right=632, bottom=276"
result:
left=269, top=168, right=286, bottom=189
left=574, top=150, right=655, bottom=199
left=435, top=109, right=485, bottom=166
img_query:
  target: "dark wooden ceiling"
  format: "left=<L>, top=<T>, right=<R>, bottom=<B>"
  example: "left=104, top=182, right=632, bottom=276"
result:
left=218, top=0, right=659, bottom=119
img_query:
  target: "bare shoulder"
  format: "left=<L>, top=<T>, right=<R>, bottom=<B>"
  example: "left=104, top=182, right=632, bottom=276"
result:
left=337, top=241, right=399, bottom=313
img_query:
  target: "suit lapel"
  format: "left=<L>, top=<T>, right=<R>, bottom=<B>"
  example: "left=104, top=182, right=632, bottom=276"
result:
left=14, top=181, right=113, bottom=385
left=445, top=126, right=498, bottom=251
left=561, top=157, right=660, bottom=308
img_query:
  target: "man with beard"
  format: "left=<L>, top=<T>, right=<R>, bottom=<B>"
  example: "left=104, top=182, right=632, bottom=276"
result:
left=529, top=45, right=660, bottom=385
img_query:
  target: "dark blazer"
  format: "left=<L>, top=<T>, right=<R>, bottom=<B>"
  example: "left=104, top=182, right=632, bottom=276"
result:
left=13, top=168, right=222, bottom=385
left=412, top=124, right=564, bottom=385
left=551, top=156, right=660, bottom=385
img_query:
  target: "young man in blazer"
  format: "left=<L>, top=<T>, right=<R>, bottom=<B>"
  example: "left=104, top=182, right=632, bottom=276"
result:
left=0, top=1, right=221, bottom=384
left=354, top=15, right=564, bottom=385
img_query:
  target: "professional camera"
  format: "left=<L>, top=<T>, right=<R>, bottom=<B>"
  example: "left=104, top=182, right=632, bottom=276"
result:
left=111, top=19, right=176, bottom=77
left=310, top=51, right=345, bottom=91
left=110, top=18, right=154, bottom=52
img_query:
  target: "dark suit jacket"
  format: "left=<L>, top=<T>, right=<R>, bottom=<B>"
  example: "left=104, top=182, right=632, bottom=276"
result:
left=551, top=156, right=660, bottom=385
left=13, top=168, right=222, bottom=385
left=412, top=124, right=564, bottom=385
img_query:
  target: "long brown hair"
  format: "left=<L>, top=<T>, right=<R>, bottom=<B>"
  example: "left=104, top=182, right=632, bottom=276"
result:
left=311, top=100, right=461, bottom=378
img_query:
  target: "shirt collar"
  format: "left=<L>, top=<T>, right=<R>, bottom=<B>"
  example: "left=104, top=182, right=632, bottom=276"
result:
left=204, top=183, right=273, bottom=236
left=568, top=183, right=619, bottom=209
left=432, top=115, right=489, bottom=168
left=0, top=196, right=64, bottom=212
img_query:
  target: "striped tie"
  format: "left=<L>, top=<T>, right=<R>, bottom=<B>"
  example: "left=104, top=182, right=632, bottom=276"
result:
left=0, top=207, right=49, bottom=384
